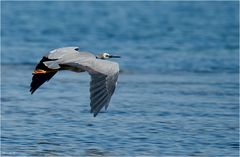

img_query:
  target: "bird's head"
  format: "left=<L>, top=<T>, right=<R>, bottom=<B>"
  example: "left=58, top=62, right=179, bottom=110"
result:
left=96, top=52, right=121, bottom=59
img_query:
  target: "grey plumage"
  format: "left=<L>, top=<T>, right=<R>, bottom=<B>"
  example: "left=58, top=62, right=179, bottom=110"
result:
left=30, top=47, right=120, bottom=117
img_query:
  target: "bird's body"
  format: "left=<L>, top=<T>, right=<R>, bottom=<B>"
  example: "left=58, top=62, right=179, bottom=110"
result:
left=30, top=47, right=120, bottom=117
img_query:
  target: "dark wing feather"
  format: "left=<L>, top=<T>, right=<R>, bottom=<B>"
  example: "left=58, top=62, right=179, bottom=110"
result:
left=105, top=71, right=119, bottom=109
left=90, top=74, right=109, bottom=116
left=90, top=72, right=119, bottom=117
left=30, top=57, right=57, bottom=94
left=87, top=61, right=119, bottom=117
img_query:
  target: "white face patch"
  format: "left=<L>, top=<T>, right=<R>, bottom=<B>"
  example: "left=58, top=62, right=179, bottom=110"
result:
left=103, top=53, right=110, bottom=58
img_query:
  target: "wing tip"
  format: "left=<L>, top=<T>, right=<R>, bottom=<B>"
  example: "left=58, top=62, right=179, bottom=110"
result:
left=90, top=109, right=97, bottom=117
left=29, top=88, right=35, bottom=94
left=90, top=110, right=98, bottom=117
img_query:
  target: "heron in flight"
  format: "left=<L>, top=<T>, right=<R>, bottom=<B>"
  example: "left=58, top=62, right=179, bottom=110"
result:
left=30, top=47, right=120, bottom=117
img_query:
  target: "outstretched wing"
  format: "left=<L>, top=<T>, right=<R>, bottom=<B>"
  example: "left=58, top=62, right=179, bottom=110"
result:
left=63, top=58, right=119, bottom=117
left=88, top=60, right=119, bottom=117
left=30, top=57, right=58, bottom=94
left=46, top=47, right=80, bottom=60
left=30, top=47, right=81, bottom=94
left=90, top=72, right=118, bottom=117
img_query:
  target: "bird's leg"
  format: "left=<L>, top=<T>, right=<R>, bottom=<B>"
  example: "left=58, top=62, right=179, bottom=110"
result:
left=32, top=69, right=58, bottom=75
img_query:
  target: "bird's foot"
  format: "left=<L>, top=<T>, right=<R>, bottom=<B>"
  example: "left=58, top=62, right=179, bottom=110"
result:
left=32, top=69, right=47, bottom=75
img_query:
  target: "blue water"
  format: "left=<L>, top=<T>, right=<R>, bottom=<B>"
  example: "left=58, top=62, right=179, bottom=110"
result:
left=1, top=1, right=239, bottom=156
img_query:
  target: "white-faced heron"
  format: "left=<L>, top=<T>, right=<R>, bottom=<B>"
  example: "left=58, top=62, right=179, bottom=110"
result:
left=30, top=47, right=121, bottom=117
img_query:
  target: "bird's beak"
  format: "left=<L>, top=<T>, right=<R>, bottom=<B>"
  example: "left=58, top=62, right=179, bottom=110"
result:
left=109, top=55, right=121, bottom=58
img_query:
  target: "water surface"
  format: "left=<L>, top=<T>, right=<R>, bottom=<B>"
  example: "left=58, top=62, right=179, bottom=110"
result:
left=1, top=1, right=239, bottom=156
